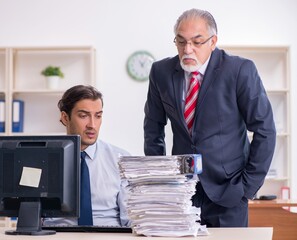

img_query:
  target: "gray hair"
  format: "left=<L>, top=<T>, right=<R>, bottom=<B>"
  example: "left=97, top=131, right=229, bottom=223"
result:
left=174, top=9, right=218, bottom=36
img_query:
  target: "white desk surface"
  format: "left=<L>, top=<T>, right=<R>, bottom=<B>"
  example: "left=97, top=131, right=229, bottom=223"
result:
left=0, top=227, right=273, bottom=240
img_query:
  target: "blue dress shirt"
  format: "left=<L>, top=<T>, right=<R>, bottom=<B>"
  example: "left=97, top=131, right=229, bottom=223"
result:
left=43, top=139, right=130, bottom=227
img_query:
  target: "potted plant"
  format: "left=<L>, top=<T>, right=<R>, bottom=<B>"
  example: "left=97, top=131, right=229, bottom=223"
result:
left=41, top=66, right=64, bottom=89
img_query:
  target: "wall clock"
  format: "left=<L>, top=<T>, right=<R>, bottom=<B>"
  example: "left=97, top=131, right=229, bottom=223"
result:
left=126, top=51, right=155, bottom=81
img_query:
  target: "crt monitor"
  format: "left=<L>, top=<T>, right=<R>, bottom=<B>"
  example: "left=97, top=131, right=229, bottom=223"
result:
left=0, top=135, right=80, bottom=235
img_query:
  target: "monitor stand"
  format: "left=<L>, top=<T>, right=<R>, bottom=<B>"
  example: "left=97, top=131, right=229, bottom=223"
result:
left=5, top=201, right=56, bottom=235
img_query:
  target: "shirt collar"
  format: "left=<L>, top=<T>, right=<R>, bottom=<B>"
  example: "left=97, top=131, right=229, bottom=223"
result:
left=84, top=142, right=96, bottom=160
left=185, top=54, right=211, bottom=77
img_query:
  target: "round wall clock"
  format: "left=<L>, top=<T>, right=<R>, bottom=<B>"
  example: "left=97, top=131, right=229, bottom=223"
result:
left=126, top=51, right=155, bottom=81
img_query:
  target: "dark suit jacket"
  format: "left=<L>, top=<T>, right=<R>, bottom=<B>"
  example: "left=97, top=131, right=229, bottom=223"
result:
left=144, top=47, right=276, bottom=208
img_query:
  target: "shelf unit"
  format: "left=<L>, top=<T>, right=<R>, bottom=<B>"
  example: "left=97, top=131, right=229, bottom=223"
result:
left=0, top=46, right=96, bottom=136
left=221, top=46, right=291, bottom=199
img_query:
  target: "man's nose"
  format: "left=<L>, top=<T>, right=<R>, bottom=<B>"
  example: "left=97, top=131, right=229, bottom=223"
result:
left=87, top=117, right=96, bottom=128
left=184, top=42, right=194, bottom=54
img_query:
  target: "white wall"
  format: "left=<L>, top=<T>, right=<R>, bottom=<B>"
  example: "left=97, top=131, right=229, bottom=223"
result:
left=0, top=0, right=296, bottom=198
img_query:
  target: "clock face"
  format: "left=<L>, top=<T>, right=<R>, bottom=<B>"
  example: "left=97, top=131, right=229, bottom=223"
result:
left=126, top=51, right=155, bottom=81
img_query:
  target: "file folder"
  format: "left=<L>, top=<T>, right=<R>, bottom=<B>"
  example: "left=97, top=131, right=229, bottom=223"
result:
left=12, top=99, right=24, bottom=132
left=0, top=100, right=4, bottom=132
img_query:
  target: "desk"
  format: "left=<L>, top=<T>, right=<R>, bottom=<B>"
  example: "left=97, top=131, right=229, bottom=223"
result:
left=0, top=227, right=272, bottom=240
left=249, top=199, right=297, bottom=240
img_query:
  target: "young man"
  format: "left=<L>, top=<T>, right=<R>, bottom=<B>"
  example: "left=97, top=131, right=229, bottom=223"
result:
left=144, top=9, right=276, bottom=227
left=44, top=85, right=130, bottom=227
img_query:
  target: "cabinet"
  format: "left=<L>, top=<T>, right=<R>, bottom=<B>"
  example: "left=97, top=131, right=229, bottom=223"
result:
left=221, top=46, right=291, bottom=198
left=248, top=199, right=297, bottom=240
left=0, top=46, right=96, bottom=135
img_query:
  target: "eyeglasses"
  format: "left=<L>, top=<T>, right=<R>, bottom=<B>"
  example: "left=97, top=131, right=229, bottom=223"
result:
left=174, top=35, right=214, bottom=48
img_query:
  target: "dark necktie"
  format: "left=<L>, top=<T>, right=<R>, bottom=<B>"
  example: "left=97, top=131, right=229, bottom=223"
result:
left=184, top=71, right=200, bottom=133
left=78, top=151, right=93, bottom=225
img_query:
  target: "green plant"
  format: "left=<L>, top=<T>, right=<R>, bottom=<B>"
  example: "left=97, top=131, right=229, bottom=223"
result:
left=41, top=66, right=64, bottom=78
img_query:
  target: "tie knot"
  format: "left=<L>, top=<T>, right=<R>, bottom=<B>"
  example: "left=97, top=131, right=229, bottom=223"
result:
left=81, top=151, right=87, bottom=160
left=191, top=71, right=199, bottom=77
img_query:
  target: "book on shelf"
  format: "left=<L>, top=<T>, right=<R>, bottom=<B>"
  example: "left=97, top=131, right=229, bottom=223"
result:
left=0, top=100, right=4, bottom=132
left=12, top=99, right=24, bottom=132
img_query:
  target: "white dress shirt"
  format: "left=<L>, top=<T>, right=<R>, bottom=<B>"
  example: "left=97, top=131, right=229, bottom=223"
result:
left=43, top=139, right=130, bottom=227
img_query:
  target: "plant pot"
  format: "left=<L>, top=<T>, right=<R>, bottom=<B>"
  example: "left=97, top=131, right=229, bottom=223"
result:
left=46, top=76, right=60, bottom=90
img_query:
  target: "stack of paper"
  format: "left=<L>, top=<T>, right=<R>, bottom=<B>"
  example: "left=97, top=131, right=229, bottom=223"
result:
left=119, top=155, right=208, bottom=237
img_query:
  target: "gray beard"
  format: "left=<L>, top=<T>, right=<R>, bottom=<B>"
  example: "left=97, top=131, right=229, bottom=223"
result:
left=180, top=61, right=201, bottom=73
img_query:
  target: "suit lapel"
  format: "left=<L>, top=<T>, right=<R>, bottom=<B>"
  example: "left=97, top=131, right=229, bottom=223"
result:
left=194, top=49, right=221, bottom=127
left=172, top=62, right=189, bottom=131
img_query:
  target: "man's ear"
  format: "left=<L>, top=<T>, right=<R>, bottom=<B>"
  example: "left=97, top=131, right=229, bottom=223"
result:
left=211, top=35, right=217, bottom=51
left=60, top=111, right=69, bottom=127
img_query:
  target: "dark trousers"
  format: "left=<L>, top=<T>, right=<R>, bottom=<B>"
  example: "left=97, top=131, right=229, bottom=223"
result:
left=192, top=182, right=248, bottom=227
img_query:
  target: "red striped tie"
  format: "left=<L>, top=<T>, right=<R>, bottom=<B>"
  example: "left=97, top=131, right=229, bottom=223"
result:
left=184, top=71, right=200, bottom=133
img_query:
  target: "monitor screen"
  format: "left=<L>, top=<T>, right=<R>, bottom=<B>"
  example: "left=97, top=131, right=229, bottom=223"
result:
left=0, top=135, right=80, bottom=235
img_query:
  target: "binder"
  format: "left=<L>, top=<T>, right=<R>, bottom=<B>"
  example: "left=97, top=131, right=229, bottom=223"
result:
left=12, top=99, right=24, bottom=132
left=0, top=100, right=5, bottom=132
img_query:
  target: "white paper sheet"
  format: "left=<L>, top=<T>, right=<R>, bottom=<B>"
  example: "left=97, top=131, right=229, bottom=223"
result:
left=19, top=166, right=42, bottom=188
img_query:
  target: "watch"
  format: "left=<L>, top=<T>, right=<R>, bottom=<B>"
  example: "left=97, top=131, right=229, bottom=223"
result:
left=126, top=51, right=155, bottom=81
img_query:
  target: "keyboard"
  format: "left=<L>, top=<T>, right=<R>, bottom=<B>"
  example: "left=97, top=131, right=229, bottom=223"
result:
left=42, top=225, right=132, bottom=233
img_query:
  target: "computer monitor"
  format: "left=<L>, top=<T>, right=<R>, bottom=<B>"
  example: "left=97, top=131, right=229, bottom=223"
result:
left=0, top=135, right=80, bottom=235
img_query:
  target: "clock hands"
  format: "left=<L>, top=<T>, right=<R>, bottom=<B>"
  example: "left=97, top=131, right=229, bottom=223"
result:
left=139, top=60, right=146, bottom=67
